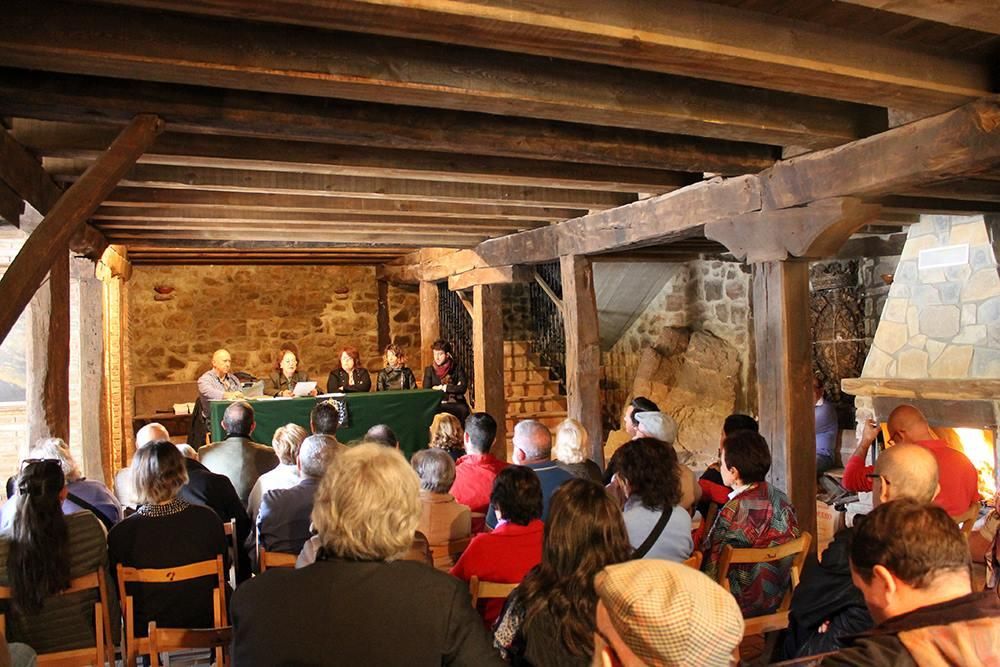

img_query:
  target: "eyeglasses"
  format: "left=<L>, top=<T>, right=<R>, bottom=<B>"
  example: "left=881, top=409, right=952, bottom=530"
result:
left=866, top=472, right=890, bottom=486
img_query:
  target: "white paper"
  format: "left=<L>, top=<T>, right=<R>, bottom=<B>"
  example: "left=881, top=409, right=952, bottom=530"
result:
left=292, top=381, right=317, bottom=397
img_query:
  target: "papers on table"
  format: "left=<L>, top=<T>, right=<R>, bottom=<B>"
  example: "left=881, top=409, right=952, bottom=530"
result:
left=243, top=380, right=265, bottom=398
left=292, top=381, right=317, bottom=397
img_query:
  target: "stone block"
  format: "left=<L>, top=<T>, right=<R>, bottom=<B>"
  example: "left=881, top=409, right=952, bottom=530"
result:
left=909, top=285, right=941, bottom=308
left=894, top=260, right=918, bottom=284
left=918, top=268, right=948, bottom=284
left=918, top=305, right=960, bottom=339
left=907, top=306, right=919, bottom=338
left=882, top=297, right=908, bottom=323
left=937, top=281, right=962, bottom=304
left=900, top=231, right=938, bottom=259
left=704, top=279, right=723, bottom=302
left=989, top=324, right=1000, bottom=348
left=979, top=297, right=1000, bottom=325
left=725, top=280, right=746, bottom=300
left=961, top=269, right=1000, bottom=303
left=862, top=345, right=894, bottom=377
left=972, top=348, right=1000, bottom=378
left=928, top=345, right=974, bottom=378
left=924, top=338, right=945, bottom=364
left=954, top=325, right=987, bottom=345
left=944, top=265, right=972, bottom=284
left=971, top=246, right=995, bottom=272
left=948, top=219, right=989, bottom=247
left=908, top=334, right=927, bottom=349
left=897, top=348, right=928, bottom=378
left=873, top=320, right=908, bottom=354
left=907, top=219, right=937, bottom=238
left=963, top=304, right=978, bottom=326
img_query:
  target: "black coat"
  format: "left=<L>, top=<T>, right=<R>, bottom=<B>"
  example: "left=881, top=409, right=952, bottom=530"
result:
left=326, top=367, right=372, bottom=393
left=422, top=360, right=468, bottom=404
left=179, top=459, right=253, bottom=583
left=377, top=366, right=417, bottom=391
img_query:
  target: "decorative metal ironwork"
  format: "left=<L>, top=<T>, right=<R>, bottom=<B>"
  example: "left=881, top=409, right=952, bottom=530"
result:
left=528, top=262, right=566, bottom=388
left=438, top=282, right=476, bottom=406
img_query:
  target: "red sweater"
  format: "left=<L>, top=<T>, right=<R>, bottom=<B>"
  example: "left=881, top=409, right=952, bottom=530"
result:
left=451, top=454, right=508, bottom=515
left=450, top=519, right=543, bottom=628
left=842, top=439, right=980, bottom=516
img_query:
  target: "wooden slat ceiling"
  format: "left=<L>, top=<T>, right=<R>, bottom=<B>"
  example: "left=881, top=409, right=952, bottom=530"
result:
left=2, top=0, right=997, bottom=265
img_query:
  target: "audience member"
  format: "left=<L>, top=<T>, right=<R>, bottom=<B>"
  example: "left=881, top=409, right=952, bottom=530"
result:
left=0, top=460, right=112, bottom=655
left=411, top=449, right=471, bottom=569
left=633, top=411, right=700, bottom=512
left=613, top=438, right=692, bottom=561
left=701, top=430, right=800, bottom=617
left=1, top=438, right=121, bottom=532
left=452, top=466, right=545, bottom=628
left=362, top=423, right=399, bottom=448
left=814, top=377, right=839, bottom=474
left=824, top=499, right=1000, bottom=665
left=784, top=444, right=939, bottom=659
left=247, top=423, right=306, bottom=524
left=696, top=413, right=759, bottom=520
left=842, top=404, right=979, bottom=517
left=115, top=422, right=170, bottom=509
left=199, top=401, right=278, bottom=505
left=108, top=442, right=228, bottom=636
left=310, top=401, right=348, bottom=455
left=494, top=479, right=632, bottom=666
left=594, top=560, right=744, bottom=667
left=423, top=339, right=470, bottom=422
left=429, top=412, right=465, bottom=462
left=266, top=345, right=315, bottom=397
left=552, top=419, right=602, bottom=483
left=376, top=343, right=417, bottom=391
left=452, top=413, right=507, bottom=532
left=622, top=396, right=659, bottom=438
left=176, top=444, right=198, bottom=460
left=232, top=444, right=502, bottom=665
left=326, top=346, right=372, bottom=393
left=255, top=434, right=337, bottom=568
left=486, top=420, right=572, bottom=528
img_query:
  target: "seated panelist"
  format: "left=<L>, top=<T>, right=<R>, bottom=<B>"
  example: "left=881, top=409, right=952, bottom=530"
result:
left=197, top=348, right=243, bottom=404
left=267, top=345, right=315, bottom=397
left=422, top=339, right=470, bottom=422
left=326, top=346, right=372, bottom=393
left=376, top=344, right=417, bottom=391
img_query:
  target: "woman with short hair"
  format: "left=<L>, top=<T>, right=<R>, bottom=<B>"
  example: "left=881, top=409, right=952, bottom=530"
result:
left=267, top=345, right=316, bottom=397
left=231, top=444, right=501, bottom=665
left=376, top=344, right=417, bottom=391
left=422, top=339, right=470, bottom=422
left=494, top=479, right=633, bottom=666
left=552, top=419, right=602, bottom=483
left=326, top=346, right=372, bottom=394
left=411, top=449, right=471, bottom=568
left=429, top=412, right=465, bottom=462
left=247, top=423, right=307, bottom=524
left=0, top=459, right=112, bottom=655
left=108, top=441, right=228, bottom=636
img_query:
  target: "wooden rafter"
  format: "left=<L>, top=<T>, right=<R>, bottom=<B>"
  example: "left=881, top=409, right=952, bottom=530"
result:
left=839, top=1, right=1000, bottom=35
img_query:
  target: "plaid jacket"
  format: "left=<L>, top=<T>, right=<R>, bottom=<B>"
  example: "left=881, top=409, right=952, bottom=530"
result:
left=700, top=481, right=800, bottom=617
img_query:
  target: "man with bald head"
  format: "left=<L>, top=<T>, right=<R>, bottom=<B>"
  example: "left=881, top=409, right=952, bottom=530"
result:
left=197, top=348, right=243, bottom=404
left=842, top=404, right=978, bottom=517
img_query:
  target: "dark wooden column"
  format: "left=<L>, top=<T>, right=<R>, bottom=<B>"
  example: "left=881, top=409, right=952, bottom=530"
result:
left=376, top=278, right=391, bottom=353
left=752, top=260, right=817, bottom=546
left=28, top=250, right=70, bottom=444
left=559, top=255, right=604, bottom=467
left=419, top=280, right=440, bottom=372
left=472, top=284, right=506, bottom=459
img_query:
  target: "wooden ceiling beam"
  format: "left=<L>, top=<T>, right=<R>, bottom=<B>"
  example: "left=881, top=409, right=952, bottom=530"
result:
left=838, top=1, right=1000, bottom=35
left=16, top=120, right=694, bottom=192
left=49, top=164, right=638, bottom=209
left=878, top=195, right=1000, bottom=215
left=131, top=258, right=399, bottom=265
left=80, top=0, right=990, bottom=111
left=124, top=240, right=414, bottom=251
left=96, top=221, right=528, bottom=236
left=106, top=229, right=485, bottom=247
left=1, top=0, right=888, bottom=148
left=901, top=179, right=1000, bottom=203
left=0, top=68, right=777, bottom=172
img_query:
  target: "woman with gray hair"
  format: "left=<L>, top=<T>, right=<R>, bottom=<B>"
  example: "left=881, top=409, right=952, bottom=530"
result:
left=247, top=423, right=306, bottom=524
left=411, top=448, right=471, bottom=569
left=1, top=437, right=121, bottom=532
left=553, top=419, right=603, bottom=483
left=232, top=444, right=502, bottom=666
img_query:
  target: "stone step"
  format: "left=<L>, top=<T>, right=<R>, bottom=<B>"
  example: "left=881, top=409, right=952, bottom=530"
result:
left=503, top=340, right=533, bottom=356
left=505, top=379, right=562, bottom=398
left=506, top=395, right=567, bottom=413
left=505, top=410, right=567, bottom=432
left=505, top=367, right=553, bottom=383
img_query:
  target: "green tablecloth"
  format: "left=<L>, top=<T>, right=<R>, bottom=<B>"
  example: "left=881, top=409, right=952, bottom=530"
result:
left=209, top=389, right=443, bottom=458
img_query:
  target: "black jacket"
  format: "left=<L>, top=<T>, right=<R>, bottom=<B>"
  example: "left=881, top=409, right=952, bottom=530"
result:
left=179, top=458, right=252, bottom=583
left=422, top=360, right=468, bottom=404
left=377, top=366, right=417, bottom=391
left=326, top=367, right=372, bottom=393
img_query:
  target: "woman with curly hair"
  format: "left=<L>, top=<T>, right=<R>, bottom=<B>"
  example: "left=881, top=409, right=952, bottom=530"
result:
left=493, top=479, right=633, bottom=666
left=376, top=343, right=417, bottom=391
left=428, top=412, right=465, bottom=462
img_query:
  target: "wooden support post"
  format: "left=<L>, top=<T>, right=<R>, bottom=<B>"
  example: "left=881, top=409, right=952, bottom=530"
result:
left=560, top=255, right=604, bottom=467
left=752, top=260, right=816, bottom=550
left=0, top=114, right=164, bottom=346
left=419, top=281, right=440, bottom=372
left=72, top=257, right=107, bottom=482
left=376, top=278, right=390, bottom=353
left=473, top=284, right=506, bottom=459
left=27, top=250, right=70, bottom=445
left=457, top=291, right=474, bottom=318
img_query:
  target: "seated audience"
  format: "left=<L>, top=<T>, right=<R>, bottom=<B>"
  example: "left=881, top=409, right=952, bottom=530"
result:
left=376, top=343, right=417, bottom=391
left=594, top=559, right=744, bottom=667
left=451, top=466, right=545, bottom=628
left=701, top=430, right=800, bottom=617
left=842, top=404, right=979, bottom=517
left=266, top=345, right=315, bottom=397
left=1, top=437, right=121, bottom=531
left=256, top=434, right=337, bottom=568
left=494, top=479, right=633, bottom=666
left=452, top=413, right=507, bottom=532
left=362, top=423, right=398, bottom=448
left=552, top=419, right=602, bottom=483
left=0, top=460, right=112, bottom=655
left=310, top=401, right=348, bottom=455
left=115, top=422, right=170, bottom=509
left=411, top=449, right=471, bottom=569
left=784, top=443, right=939, bottom=659
left=814, top=376, right=839, bottom=474
left=108, top=441, right=228, bottom=636
left=199, top=401, right=278, bottom=506
left=326, top=346, right=371, bottom=394
left=247, top=423, right=306, bottom=524
left=622, top=396, right=659, bottom=439
left=486, top=420, right=573, bottom=528
left=422, top=339, right=470, bottom=422
left=232, top=444, right=502, bottom=665
left=696, top=413, right=759, bottom=520
left=633, top=411, right=700, bottom=512
left=429, top=412, right=465, bottom=462
left=613, top=438, right=692, bottom=561
left=825, top=499, right=1000, bottom=665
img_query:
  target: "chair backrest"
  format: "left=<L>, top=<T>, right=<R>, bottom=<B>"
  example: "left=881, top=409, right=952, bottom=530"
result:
left=148, top=623, right=232, bottom=667
left=259, top=548, right=297, bottom=573
left=223, top=519, right=238, bottom=586
left=954, top=501, right=980, bottom=538
left=0, top=569, right=115, bottom=666
left=683, top=551, right=703, bottom=570
left=429, top=536, right=471, bottom=570
left=468, top=575, right=518, bottom=607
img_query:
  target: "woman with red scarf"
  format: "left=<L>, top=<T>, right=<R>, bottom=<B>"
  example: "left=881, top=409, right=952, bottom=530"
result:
left=422, top=339, right=470, bottom=423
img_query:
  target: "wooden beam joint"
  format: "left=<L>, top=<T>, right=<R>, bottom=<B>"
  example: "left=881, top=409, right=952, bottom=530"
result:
left=448, top=265, right=531, bottom=291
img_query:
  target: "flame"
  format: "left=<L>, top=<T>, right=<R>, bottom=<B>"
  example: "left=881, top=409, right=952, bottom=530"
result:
left=954, top=428, right=996, bottom=499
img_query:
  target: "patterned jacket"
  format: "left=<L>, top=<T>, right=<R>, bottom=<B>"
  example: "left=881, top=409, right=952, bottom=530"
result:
left=701, top=481, right=800, bottom=617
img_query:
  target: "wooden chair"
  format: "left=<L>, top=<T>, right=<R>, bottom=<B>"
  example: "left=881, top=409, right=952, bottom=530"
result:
left=258, top=548, right=297, bottom=573
left=468, top=575, right=518, bottom=607
left=117, top=555, right=229, bottom=667
left=954, top=500, right=981, bottom=538
left=222, top=519, right=238, bottom=587
left=0, top=569, right=116, bottom=666
left=683, top=551, right=704, bottom=570
left=147, top=624, right=232, bottom=667
left=429, top=535, right=471, bottom=571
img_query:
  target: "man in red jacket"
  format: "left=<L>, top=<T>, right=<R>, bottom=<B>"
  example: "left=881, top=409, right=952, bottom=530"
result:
left=842, top=404, right=979, bottom=517
left=451, top=412, right=508, bottom=532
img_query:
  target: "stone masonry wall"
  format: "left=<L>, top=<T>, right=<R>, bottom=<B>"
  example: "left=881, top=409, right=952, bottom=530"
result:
left=388, top=282, right=421, bottom=355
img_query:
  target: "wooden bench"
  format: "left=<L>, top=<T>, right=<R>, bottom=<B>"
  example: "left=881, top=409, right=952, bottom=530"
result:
left=132, top=380, right=200, bottom=440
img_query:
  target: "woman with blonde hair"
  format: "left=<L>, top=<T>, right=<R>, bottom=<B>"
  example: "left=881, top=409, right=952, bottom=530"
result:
left=247, top=423, right=307, bottom=523
left=553, top=419, right=602, bottom=483
left=429, top=412, right=465, bottom=462
left=376, top=343, right=417, bottom=391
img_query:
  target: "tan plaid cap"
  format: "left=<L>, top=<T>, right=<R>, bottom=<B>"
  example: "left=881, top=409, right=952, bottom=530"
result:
left=595, top=559, right=744, bottom=666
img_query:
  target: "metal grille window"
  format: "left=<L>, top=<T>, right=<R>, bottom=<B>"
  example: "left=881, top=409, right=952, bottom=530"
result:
left=527, top=262, right=566, bottom=389
left=438, top=282, right=475, bottom=405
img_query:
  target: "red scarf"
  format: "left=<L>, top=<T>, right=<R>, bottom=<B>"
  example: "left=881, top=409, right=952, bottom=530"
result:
left=433, top=357, right=453, bottom=382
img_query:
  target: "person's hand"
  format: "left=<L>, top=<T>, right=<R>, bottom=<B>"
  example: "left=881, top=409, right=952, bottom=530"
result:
left=223, top=391, right=243, bottom=400
left=433, top=384, right=445, bottom=391
left=860, top=418, right=880, bottom=445
left=309, top=388, right=318, bottom=397
left=279, top=390, right=293, bottom=397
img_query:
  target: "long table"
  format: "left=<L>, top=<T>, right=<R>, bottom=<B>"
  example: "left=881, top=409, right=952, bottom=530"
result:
left=209, top=389, right=443, bottom=458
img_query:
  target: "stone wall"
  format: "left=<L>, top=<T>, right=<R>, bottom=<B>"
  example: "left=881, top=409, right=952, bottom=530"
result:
left=502, top=283, right=533, bottom=341
left=388, top=282, right=421, bottom=355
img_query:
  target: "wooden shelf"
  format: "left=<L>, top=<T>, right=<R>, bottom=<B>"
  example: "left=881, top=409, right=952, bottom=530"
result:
left=841, top=378, right=1000, bottom=401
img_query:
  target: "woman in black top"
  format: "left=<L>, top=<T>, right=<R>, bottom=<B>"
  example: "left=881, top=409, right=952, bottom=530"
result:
left=422, top=340, right=469, bottom=422
left=376, top=344, right=417, bottom=391
left=326, top=346, right=372, bottom=393
left=267, top=345, right=315, bottom=397
left=108, top=441, right=227, bottom=636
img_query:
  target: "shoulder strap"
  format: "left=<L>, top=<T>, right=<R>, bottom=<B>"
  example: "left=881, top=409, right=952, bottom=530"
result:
left=66, top=492, right=115, bottom=533
left=632, top=505, right=673, bottom=559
